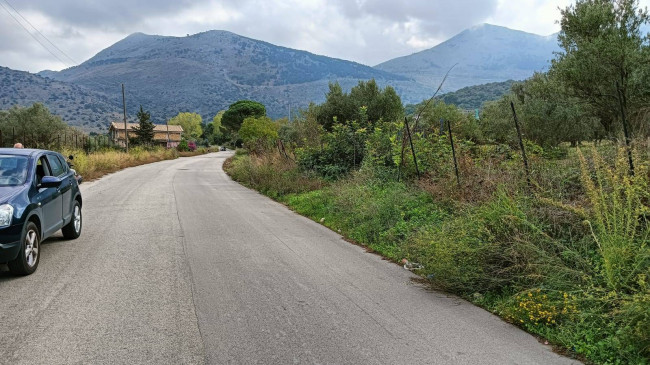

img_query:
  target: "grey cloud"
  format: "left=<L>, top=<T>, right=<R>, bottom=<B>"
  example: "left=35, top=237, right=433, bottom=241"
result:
left=14, top=0, right=200, bottom=30
left=334, top=0, right=499, bottom=37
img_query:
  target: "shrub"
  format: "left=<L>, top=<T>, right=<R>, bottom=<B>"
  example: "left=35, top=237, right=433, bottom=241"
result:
left=177, top=140, right=189, bottom=152
left=577, top=147, right=650, bottom=294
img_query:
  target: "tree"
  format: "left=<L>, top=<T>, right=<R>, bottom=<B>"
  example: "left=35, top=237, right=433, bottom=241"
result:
left=415, top=99, right=480, bottom=141
left=208, top=110, right=226, bottom=144
left=212, top=110, right=225, bottom=133
left=480, top=74, right=602, bottom=147
left=551, top=0, right=650, bottom=136
left=168, top=112, right=203, bottom=140
left=316, top=79, right=403, bottom=131
left=0, top=103, right=69, bottom=148
left=239, top=116, right=279, bottom=153
left=131, top=105, right=155, bottom=146
left=222, top=101, right=266, bottom=132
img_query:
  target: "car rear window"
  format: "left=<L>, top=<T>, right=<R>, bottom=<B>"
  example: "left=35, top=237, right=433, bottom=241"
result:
left=0, top=155, right=29, bottom=186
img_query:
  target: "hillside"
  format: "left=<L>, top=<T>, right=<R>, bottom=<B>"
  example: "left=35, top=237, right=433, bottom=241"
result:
left=0, top=66, right=120, bottom=132
left=39, top=31, right=435, bottom=123
left=375, top=24, right=559, bottom=92
left=440, top=80, right=516, bottom=110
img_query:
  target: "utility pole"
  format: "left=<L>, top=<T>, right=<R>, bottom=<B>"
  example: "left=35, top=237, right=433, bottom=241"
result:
left=122, top=83, right=129, bottom=153
left=166, top=120, right=170, bottom=149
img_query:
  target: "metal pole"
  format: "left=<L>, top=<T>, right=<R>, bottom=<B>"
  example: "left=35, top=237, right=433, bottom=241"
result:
left=122, top=83, right=129, bottom=153
left=404, top=117, right=420, bottom=179
left=166, top=120, right=170, bottom=148
left=447, top=120, right=460, bottom=186
left=510, top=102, right=532, bottom=191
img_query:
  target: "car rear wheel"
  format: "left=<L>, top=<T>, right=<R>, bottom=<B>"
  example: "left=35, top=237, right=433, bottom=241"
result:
left=62, top=201, right=82, bottom=239
left=8, top=221, right=40, bottom=275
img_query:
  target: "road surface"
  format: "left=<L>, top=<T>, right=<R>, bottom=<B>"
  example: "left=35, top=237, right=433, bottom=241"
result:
left=0, top=152, right=578, bottom=364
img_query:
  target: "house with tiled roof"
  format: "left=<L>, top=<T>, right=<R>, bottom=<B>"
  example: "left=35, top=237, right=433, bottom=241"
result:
left=109, top=122, right=183, bottom=148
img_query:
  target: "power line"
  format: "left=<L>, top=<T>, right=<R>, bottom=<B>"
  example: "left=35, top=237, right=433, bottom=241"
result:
left=3, top=0, right=78, bottom=65
left=0, top=0, right=72, bottom=68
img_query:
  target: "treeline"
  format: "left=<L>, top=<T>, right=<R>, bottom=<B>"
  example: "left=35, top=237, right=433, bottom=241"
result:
left=440, top=80, right=516, bottom=110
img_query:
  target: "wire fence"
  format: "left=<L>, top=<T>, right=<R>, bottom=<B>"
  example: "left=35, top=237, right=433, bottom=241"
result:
left=0, top=128, right=118, bottom=153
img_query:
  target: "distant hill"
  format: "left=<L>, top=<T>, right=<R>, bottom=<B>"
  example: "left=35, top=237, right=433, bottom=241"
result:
left=375, top=24, right=559, bottom=93
left=39, top=31, right=435, bottom=123
left=0, top=66, right=120, bottom=132
left=440, top=80, right=516, bottom=110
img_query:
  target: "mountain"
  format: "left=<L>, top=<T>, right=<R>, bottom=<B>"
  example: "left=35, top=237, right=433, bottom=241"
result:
left=39, top=31, right=435, bottom=124
left=375, top=24, right=560, bottom=92
left=0, top=66, right=120, bottom=132
left=4, top=26, right=560, bottom=132
left=440, top=80, right=516, bottom=110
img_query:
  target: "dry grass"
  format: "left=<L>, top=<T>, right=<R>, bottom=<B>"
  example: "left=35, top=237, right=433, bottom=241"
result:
left=61, top=147, right=211, bottom=181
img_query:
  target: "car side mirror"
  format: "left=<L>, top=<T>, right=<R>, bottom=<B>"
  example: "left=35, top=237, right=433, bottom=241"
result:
left=39, top=176, right=63, bottom=188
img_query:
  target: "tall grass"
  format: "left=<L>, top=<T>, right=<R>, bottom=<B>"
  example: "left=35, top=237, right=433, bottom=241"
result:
left=224, top=150, right=324, bottom=197
left=61, top=147, right=179, bottom=181
left=577, top=147, right=650, bottom=294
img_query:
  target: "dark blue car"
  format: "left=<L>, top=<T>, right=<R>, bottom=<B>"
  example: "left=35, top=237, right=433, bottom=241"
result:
left=0, top=148, right=82, bottom=275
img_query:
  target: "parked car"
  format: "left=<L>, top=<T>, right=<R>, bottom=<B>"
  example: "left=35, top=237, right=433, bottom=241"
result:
left=0, top=148, right=82, bottom=275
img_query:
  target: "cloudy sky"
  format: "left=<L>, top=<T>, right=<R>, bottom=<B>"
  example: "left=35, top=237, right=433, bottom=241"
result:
left=1, top=0, right=648, bottom=73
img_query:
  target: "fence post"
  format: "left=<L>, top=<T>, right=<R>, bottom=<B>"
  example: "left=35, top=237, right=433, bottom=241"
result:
left=404, top=117, right=420, bottom=179
left=447, top=120, right=461, bottom=186
left=510, top=102, right=532, bottom=191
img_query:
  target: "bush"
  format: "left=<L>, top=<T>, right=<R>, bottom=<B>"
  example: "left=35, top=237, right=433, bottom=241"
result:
left=177, top=140, right=189, bottom=152
left=297, top=122, right=367, bottom=179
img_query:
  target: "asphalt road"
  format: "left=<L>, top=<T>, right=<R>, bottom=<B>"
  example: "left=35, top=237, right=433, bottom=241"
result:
left=0, top=152, right=578, bottom=364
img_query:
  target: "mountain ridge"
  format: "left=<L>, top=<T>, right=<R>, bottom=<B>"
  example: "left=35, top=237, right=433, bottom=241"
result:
left=375, top=23, right=560, bottom=92
left=1, top=24, right=561, bottom=131
left=38, top=29, right=430, bottom=124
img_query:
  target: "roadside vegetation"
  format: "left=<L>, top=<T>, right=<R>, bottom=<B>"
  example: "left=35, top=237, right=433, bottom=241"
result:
left=60, top=147, right=212, bottom=181
left=225, top=2, right=650, bottom=363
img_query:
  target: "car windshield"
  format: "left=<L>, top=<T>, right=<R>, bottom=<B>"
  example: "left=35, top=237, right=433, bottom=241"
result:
left=0, top=155, right=29, bottom=186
